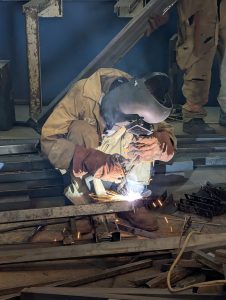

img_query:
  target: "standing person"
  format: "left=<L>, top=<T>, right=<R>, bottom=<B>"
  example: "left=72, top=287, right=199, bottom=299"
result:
left=41, top=68, right=176, bottom=232
left=176, top=0, right=226, bottom=134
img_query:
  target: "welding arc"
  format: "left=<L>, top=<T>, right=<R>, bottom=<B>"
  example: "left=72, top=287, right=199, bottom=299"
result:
left=167, top=231, right=226, bottom=293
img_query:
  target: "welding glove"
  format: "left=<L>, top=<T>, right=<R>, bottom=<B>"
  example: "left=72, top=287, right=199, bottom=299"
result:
left=72, top=145, right=125, bottom=183
left=129, top=131, right=175, bottom=162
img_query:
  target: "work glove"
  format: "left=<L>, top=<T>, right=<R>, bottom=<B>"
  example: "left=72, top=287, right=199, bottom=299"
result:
left=128, top=131, right=175, bottom=162
left=72, top=145, right=125, bottom=183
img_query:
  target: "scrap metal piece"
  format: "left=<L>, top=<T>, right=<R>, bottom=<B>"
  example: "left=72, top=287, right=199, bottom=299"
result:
left=178, top=182, right=226, bottom=218
left=27, top=224, right=45, bottom=242
left=93, top=215, right=120, bottom=243
left=117, top=222, right=157, bottom=239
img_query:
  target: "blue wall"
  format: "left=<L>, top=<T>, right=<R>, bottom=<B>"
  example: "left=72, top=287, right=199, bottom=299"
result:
left=0, top=1, right=218, bottom=106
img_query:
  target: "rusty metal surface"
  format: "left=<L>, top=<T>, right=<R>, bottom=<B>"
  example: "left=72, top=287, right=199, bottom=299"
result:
left=0, top=201, right=134, bottom=224
left=23, top=0, right=55, bottom=14
left=23, top=0, right=62, bottom=121
left=25, top=9, right=42, bottom=121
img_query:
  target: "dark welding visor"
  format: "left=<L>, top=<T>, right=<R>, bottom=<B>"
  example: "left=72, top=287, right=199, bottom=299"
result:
left=100, top=74, right=172, bottom=128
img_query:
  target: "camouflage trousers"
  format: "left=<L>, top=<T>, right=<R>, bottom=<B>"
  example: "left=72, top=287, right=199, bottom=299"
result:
left=177, top=0, right=226, bottom=121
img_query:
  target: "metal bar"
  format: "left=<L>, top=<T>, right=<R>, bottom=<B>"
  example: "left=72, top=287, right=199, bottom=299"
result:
left=0, top=154, right=51, bottom=172
left=53, top=259, right=153, bottom=287
left=20, top=287, right=226, bottom=300
left=23, top=0, right=53, bottom=14
left=0, top=201, right=134, bottom=224
left=0, top=144, right=38, bottom=156
left=35, top=0, right=178, bottom=130
left=0, top=139, right=39, bottom=146
left=194, top=250, right=224, bottom=274
left=0, top=233, right=226, bottom=265
left=25, top=8, right=42, bottom=121
left=176, top=134, right=226, bottom=144
left=0, top=169, right=61, bottom=183
left=0, top=180, right=64, bottom=198
left=117, top=223, right=158, bottom=239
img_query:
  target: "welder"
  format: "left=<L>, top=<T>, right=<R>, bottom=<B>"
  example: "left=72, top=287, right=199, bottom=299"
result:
left=41, top=68, right=176, bottom=232
left=177, top=0, right=226, bottom=134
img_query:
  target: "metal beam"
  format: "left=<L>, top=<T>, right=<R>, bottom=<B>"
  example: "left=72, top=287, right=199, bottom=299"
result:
left=23, top=0, right=55, bottom=14
left=23, top=0, right=62, bottom=121
left=35, top=0, right=178, bottom=130
left=0, top=233, right=226, bottom=264
left=0, top=201, right=134, bottom=224
left=0, top=139, right=38, bottom=155
left=25, top=8, right=42, bottom=121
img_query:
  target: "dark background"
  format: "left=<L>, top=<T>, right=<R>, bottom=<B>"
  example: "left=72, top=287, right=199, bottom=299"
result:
left=0, top=0, right=220, bottom=106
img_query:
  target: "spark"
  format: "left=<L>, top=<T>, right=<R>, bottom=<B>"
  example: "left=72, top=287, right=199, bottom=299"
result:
left=77, top=232, right=81, bottom=240
left=152, top=202, right=157, bottom=208
left=170, top=226, right=173, bottom=232
left=164, top=217, right=169, bottom=224
left=157, top=199, right=163, bottom=207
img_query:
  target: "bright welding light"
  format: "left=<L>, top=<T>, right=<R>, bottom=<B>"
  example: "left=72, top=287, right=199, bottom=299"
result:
left=112, top=191, right=142, bottom=202
left=124, top=191, right=142, bottom=202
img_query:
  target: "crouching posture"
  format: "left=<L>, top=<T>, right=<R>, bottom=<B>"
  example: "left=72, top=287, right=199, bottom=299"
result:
left=41, top=68, right=176, bottom=232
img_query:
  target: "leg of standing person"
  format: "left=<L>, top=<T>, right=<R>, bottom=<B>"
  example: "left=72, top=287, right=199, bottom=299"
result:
left=177, top=0, right=218, bottom=134
left=218, top=0, right=226, bottom=126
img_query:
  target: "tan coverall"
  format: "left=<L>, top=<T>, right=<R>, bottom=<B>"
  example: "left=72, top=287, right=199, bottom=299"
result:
left=177, top=0, right=226, bottom=121
left=41, top=68, right=176, bottom=199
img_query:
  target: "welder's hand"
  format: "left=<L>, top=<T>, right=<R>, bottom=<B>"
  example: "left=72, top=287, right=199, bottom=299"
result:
left=72, top=145, right=125, bottom=183
left=152, top=131, right=175, bottom=162
left=128, top=131, right=174, bottom=162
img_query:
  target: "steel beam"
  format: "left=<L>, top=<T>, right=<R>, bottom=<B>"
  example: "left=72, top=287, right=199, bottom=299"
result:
left=23, top=0, right=62, bottom=121
left=25, top=8, right=42, bottom=121
left=0, top=233, right=226, bottom=264
left=0, top=169, right=61, bottom=183
left=34, top=0, right=177, bottom=130
left=0, top=140, right=38, bottom=155
left=0, top=201, right=134, bottom=224
left=21, top=287, right=226, bottom=300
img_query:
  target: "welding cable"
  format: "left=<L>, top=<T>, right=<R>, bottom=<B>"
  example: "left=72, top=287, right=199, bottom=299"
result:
left=167, top=230, right=226, bottom=293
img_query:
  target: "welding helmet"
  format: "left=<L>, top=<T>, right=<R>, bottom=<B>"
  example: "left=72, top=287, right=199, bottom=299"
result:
left=100, top=72, right=172, bottom=129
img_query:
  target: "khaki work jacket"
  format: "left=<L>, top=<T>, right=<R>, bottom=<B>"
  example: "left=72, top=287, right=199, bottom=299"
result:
left=41, top=68, right=176, bottom=171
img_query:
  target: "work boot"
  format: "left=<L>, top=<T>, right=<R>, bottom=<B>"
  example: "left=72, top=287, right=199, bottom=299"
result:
left=118, top=207, right=159, bottom=232
left=219, top=108, right=226, bottom=127
left=183, top=118, right=216, bottom=134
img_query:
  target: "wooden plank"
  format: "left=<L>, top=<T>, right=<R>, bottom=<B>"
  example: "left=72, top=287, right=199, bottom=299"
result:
left=145, top=268, right=192, bottom=288
left=0, top=201, right=133, bottom=224
left=194, top=250, right=224, bottom=274
left=20, top=287, right=226, bottom=300
left=51, top=259, right=153, bottom=287
left=0, top=233, right=226, bottom=265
